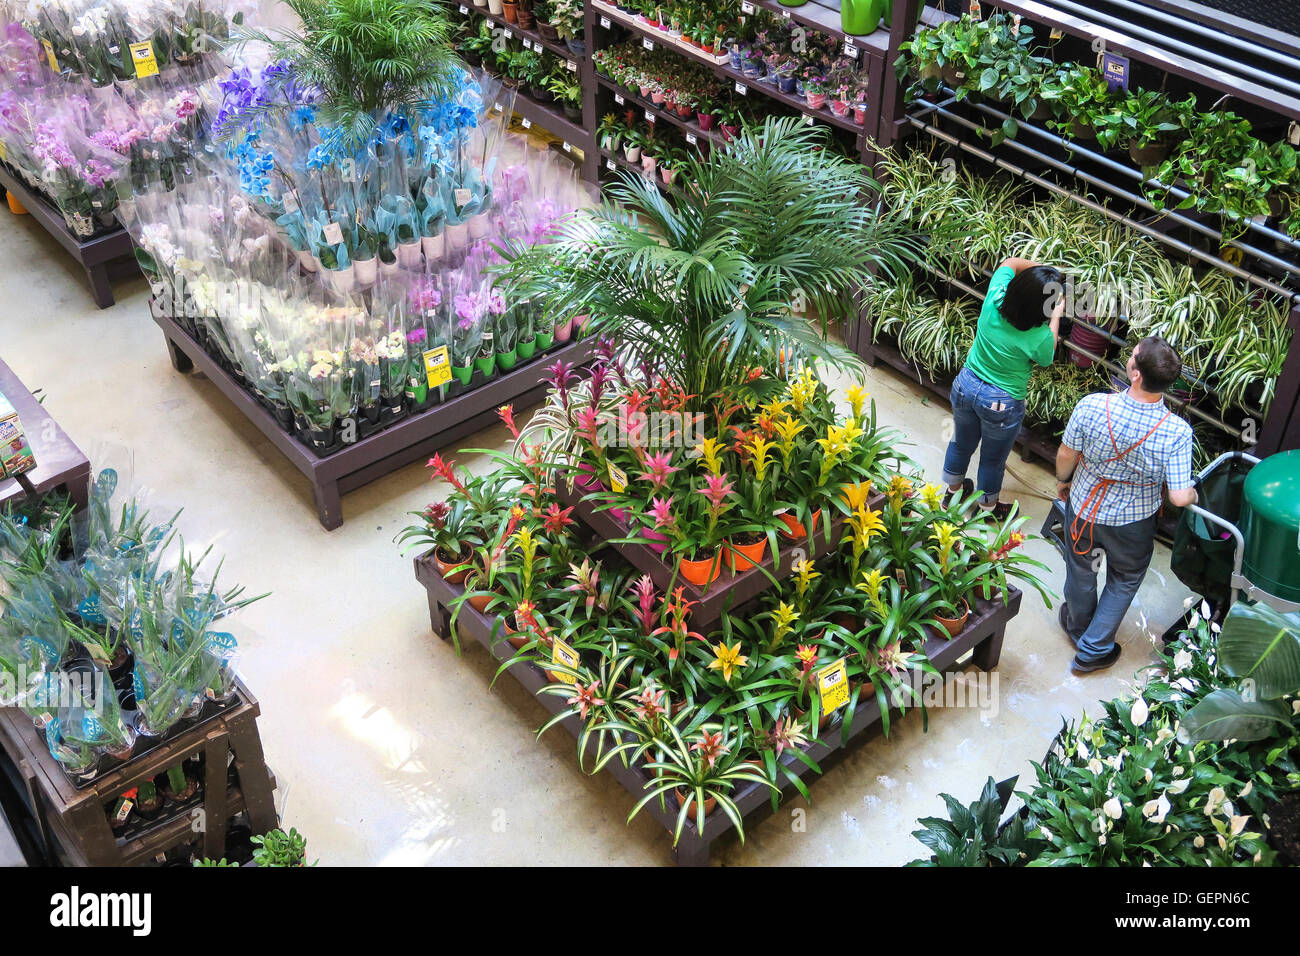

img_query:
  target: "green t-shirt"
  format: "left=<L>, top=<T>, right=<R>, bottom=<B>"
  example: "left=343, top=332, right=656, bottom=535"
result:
left=964, top=266, right=1056, bottom=400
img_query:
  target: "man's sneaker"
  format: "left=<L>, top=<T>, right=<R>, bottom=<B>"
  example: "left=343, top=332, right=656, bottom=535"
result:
left=943, top=478, right=974, bottom=509
left=1058, top=602, right=1079, bottom=649
left=1071, top=644, right=1121, bottom=673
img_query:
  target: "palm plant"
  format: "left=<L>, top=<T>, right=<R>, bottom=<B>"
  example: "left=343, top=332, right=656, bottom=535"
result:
left=236, top=0, right=463, bottom=147
left=499, top=117, right=917, bottom=404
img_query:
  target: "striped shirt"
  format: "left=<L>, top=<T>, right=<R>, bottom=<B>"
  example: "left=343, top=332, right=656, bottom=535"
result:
left=1063, top=390, right=1194, bottom=526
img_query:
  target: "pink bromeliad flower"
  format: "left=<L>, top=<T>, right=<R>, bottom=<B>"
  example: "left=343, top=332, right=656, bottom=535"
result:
left=631, top=574, right=657, bottom=635
left=637, top=451, right=679, bottom=490
left=574, top=406, right=601, bottom=448
left=697, top=473, right=735, bottom=513
left=648, top=496, right=674, bottom=530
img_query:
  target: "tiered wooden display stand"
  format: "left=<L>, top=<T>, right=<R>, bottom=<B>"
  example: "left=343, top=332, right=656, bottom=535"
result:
left=0, top=679, right=277, bottom=866
left=415, top=486, right=1022, bottom=864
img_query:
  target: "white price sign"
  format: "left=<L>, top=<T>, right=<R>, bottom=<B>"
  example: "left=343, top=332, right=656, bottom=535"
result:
left=781, top=6, right=790, bottom=16
left=567, top=59, right=578, bottom=71
left=522, top=38, right=532, bottom=49
left=503, top=27, right=513, bottom=37
left=741, top=1, right=754, bottom=12
left=521, top=117, right=531, bottom=128
left=458, top=4, right=467, bottom=12
left=563, top=141, right=572, bottom=152
left=606, top=158, right=616, bottom=170
left=685, top=132, right=697, bottom=145
left=614, top=92, right=625, bottom=104
left=844, top=41, right=858, bottom=58
left=645, top=109, right=656, bottom=123
left=735, top=81, right=747, bottom=95
left=600, top=15, right=611, bottom=27
left=323, top=221, right=343, bottom=246
left=642, top=37, right=654, bottom=50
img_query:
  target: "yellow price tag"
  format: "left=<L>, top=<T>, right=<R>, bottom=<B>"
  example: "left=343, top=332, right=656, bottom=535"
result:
left=817, top=658, right=850, bottom=713
left=422, top=346, right=452, bottom=388
left=607, top=462, right=628, bottom=493
left=41, top=39, right=59, bottom=72
left=1220, top=246, right=1244, bottom=267
left=550, top=636, right=580, bottom=684
left=0, top=141, right=7, bottom=162
left=129, top=40, right=159, bottom=79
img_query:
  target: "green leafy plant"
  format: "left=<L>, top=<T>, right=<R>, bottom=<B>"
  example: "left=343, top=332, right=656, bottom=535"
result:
left=252, top=827, right=316, bottom=866
left=908, top=776, right=1037, bottom=866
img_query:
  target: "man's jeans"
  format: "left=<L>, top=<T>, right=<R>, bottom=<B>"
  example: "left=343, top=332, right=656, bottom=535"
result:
left=1061, top=499, right=1158, bottom=662
left=941, top=367, right=1026, bottom=505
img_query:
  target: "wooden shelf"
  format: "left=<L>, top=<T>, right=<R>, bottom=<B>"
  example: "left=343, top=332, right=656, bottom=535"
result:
left=457, top=0, right=580, bottom=61
left=596, top=75, right=726, bottom=147
left=495, top=82, right=591, bottom=148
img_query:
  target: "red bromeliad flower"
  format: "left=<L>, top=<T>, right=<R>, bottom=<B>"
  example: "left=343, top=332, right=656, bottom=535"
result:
left=989, top=532, right=1025, bottom=561
left=795, top=644, right=819, bottom=674
left=691, top=729, right=729, bottom=769
left=566, top=679, right=606, bottom=720
left=652, top=586, right=705, bottom=659
left=728, top=425, right=756, bottom=461
left=540, top=502, right=575, bottom=534
left=427, top=453, right=465, bottom=492
left=747, top=366, right=764, bottom=382
left=424, top=501, right=450, bottom=528
left=519, top=442, right=546, bottom=470
left=637, top=450, right=680, bottom=490
left=755, top=413, right=777, bottom=437
left=497, top=404, right=519, bottom=438
left=768, top=715, right=808, bottom=757
left=633, top=684, right=667, bottom=723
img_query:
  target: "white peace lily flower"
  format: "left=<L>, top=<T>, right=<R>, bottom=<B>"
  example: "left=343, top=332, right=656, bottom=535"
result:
left=1130, top=697, right=1149, bottom=727
left=1229, top=815, right=1249, bottom=836
left=1098, top=832, right=1107, bottom=846
left=1105, top=753, right=1123, bottom=772
left=1142, top=794, right=1171, bottom=824
left=1039, top=827, right=1055, bottom=842
left=1143, top=768, right=1153, bottom=784
left=1204, top=786, right=1227, bottom=816
left=1176, top=677, right=1197, bottom=692
left=1217, top=834, right=1227, bottom=850
left=1154, top=727, right=1175, bottom=745
left=1239, top=780, right=1253, bottom=798
left=1293, top=700, right=1300, bottom=716
left=1193, top=835, right=1205, bottom=849
left=1173, top=649, right=1193, bottom=673
left=1103, top=796, right=1123, bottom=820
left=1168, top=777, right=1190, bottom=795
left=1088, top=758, right=1104, bottom=775
left=1200, top=600, right=1212, bottom=620
left=1076, top=739, right=1089, bottom=760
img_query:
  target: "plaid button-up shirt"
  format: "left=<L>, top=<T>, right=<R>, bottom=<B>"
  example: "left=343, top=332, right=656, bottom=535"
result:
left=1063, top=390, right=1194, bottom=526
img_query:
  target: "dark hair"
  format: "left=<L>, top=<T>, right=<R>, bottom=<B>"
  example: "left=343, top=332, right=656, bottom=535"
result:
left=1134, top=336, right=1182, bottom=393
left=1000, top=266, right=1064, bottom=332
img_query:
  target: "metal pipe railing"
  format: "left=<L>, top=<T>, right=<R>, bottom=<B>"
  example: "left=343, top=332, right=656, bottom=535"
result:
left=1093, top=0, right=1300, bottom=74
left=913, top=105, right=1300, bottom=301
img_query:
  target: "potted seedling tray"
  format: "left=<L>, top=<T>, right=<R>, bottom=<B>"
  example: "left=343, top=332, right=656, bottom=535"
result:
left=152, top=300, right=596, bottom=530
left=0, top=678, right=278, bottom=866
left=414, top=548, right=1022, bottom=865
left=557, top=482, right=883, bottom=628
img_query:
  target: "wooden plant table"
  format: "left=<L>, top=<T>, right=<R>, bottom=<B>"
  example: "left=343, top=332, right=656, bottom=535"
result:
left=0, top=355, right=91, bottom=514
left=415, top=550, right=1021, bottom=865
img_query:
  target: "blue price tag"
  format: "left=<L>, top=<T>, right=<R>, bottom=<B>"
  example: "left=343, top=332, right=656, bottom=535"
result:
left=1102, top=53, right=1129, bottom=92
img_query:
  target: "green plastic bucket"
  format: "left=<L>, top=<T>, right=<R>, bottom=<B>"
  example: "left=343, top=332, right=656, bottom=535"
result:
left=1241, top=450, right=1300, bottom=603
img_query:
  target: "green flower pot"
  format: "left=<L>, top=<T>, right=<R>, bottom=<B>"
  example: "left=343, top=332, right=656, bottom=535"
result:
left=536, top=329, right=555, bottom=351
left=406, top=378, right=428, bottom=405
left=842, top=0, right=885, bottom=35
left=496, top=347, right=519, bottom=371
left=473, top=354, right=496, bottom=378
left=451, top=364, right=473, bottom=385
left=518, top=337, right=537, bottom=360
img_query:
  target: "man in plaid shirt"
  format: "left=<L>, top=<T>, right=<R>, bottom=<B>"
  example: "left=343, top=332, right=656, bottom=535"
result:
left=1055, top=337, right=1198, bottom=672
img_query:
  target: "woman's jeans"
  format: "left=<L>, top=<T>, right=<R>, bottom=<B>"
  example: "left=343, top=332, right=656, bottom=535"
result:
left=941, top=367, right=1026, bottom=505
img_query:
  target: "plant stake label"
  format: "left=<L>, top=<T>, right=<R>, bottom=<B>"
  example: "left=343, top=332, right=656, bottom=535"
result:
left=567, top=60, right=578, bottom=72
left=129, top=40, right=159, bottom=78
left=607, top=462, right=628, bottom=492
left=1101, top=52, right=1129, bottom=92
left=741, top=1, right=754, bottom=12
left=685, top=132, right=697, bottom=145
left=967, top=0, right=981, bottom=18
left=42, top=39, right=59, bottom=71
left=550, top=636, right=580, bottom=683
left=606, top=158, right=616, bottom=170
left=282, top=190, right=299, bottom=212
left=735, top=81, right=747, bottom=95
left=562, top=141, right=572, bottom=152
left=1050, top=26, right=1064, bottom=40
left=323, top=221, right=344, bottom=246
left=459, top=4, right=468, bottom=12
left=818, top=658, right=849, bottom=712
left=423, top=346, right=452, bottom=388
left=454, top=187, right=472, bottom=207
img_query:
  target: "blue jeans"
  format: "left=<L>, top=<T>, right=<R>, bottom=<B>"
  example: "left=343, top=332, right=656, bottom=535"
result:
left=1061, top=500, right=1157, bottom=662
left=941, top=367, right=1025, bottom=505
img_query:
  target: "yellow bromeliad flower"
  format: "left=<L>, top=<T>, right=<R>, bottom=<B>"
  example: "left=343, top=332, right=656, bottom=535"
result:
left=771, top=601, right=799, bottom=646
left=696, top=436, right=725, bottom=476
left=792, top=558, right=819, bottom=598
left=930, top=521, right=958, bottom=569
left=840, top=480, right=874, bottom=512
left=839, top=416, right=864, bottom=447
left=708, top=640, right=749, bottom=684
left=773, top=416, right=806, bottom=465
left=845, top=384, right=867, bottom=421
left=849, top=507, right=885, bottom=550
left=919, top=482, right=946, bottom=512
left=856, top=567, right=889, bottom=618
left=886, top=474, right=913, bottom=509
left=760, top=397, right=791, bottom=422
left=787, top=368, right=819, bottom=413
left=746, top=435, right=775, bottom=482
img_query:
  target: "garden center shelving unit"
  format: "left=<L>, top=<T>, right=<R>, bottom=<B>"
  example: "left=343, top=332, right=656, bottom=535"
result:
left=0, top=161, right=136, bottom=309
left=0, top=355, right=91, bottom=514
left=153, top=300, right=596, bottom=530
left=865, top=0, right=1300, bottom=463
left=0, top=678, right=277, bottom=866
left=415, top=546, right=1022, bottom=865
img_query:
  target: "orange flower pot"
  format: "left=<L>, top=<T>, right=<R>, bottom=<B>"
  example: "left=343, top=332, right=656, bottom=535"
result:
left=675, top=788, right=717, bottom=818
left=679, top=552, right=722, bottom=586
left=726, top=536, right=768, bottom=571
left=934, top=600, right=971, bottom=638
left=433, top=550, right=470, bottom=585
left=6, top=193, right=27, bottom=215
left=777, top=509, right=821, bottom=540
left=468, top=592, right=496, bottom=614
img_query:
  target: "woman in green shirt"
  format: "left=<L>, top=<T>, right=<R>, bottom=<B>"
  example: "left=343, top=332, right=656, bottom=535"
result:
left=941, top=257, right=1064, bottom=519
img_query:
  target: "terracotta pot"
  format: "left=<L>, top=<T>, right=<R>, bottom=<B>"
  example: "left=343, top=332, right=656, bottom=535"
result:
left=726, top=536, right=768, bottom=571
left=434, top=549, right=471, bottom=585
left=554, top=316, right=575, bottom=342
left=697, top=112, right=717, bottom=130
left=502, top=0, right=519, bottom=23
left=6, top=193, right=28, bottom=215
left=680, top=551, right=722, bottom=586
left=675, top=788, right=717, bottom=818
left=777, top=508, right=821, bottom=540
left=934, top=600, right=971, bottom=638
left=468, top=592, right=497, bottom=614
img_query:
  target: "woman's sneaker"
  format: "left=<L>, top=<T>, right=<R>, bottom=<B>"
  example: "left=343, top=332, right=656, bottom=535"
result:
left=943, top=478, right=974, bottom=509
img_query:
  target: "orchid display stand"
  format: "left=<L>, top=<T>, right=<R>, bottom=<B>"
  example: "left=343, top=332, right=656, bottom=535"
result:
left=0, top=678, right=277, bottom=866
left=0, top=162, right=136, bottom=309
left=415, top=549, right=1020, bottom=865
left=152, top=303, right=596, bottom=530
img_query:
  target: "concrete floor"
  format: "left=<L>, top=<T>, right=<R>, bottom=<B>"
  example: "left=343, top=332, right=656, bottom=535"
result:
left=0, top=207, right=1192, bottom=866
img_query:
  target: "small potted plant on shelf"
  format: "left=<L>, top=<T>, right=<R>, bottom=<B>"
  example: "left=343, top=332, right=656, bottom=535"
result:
left=397, top=497, right=481, bottom=584
left=503, top=0, right=520, bottom=25
left=516, top=302, right=539, bottom=360
left=598, top=112, right=625, bottom=152
left=534, top=0, right=559, bottom=40
left=252, top=827, right=315, bottom=866
left=802, top=69, right=830, bottom=111
left=517, top=0, right=536, bottom=30
left=1120, top=89, right=1195, bottom=167
left=1042, top=64, right=1114, bottom=142
left=159, top=761, right=200, bottom=805
left=552, top=0, right=586, bottom=56
left=493, top=302, right=521, bottom=371
left=640, top=127, right=661, bottom=175
left=623, top=125, right=644, bottom=163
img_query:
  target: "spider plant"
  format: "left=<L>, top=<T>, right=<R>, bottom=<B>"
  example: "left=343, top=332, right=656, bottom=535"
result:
left=234, top=0, right=463, bottom=148
left=1024, top=363, right=1110, bottom=430
left=499, top=117, right=918, bottom=405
